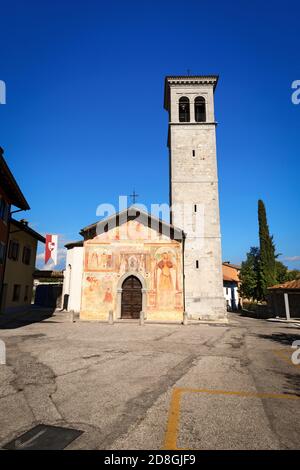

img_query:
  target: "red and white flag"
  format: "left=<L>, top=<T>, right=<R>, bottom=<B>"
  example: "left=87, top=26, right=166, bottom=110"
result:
left=45, top=234, right=58, bottom=265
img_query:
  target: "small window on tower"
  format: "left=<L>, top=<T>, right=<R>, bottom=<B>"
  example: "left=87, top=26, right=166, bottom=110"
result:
left=194, top=205, right=197, bottom=212
left=195, top=96, right=206, bottom=122
left=196, top=260, right=199, bottom=269
left=192, top=150, right=195, bottom=157
left=179, top=97, right=190, bottom=122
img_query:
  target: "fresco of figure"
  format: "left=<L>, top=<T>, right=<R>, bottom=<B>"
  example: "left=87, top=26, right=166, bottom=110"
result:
left=157, top=252, right=175, bottom=308
left=103, top=287, right=113, bottom=303
left=82, top=275, right=100, bottom=310
left=89, top=252, right=99, bottom=270
left=86, top=248, right=113, bottom=271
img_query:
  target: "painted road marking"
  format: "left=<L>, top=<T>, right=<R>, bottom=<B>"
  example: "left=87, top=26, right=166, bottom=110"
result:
left=163, top=387, right=300, bottom=450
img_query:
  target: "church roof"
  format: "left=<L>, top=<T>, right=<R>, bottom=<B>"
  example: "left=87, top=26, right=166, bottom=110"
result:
left=79, top=206, right=185, bottom=242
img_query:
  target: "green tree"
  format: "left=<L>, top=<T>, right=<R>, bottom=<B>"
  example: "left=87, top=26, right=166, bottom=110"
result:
left=257, top=200, right=276, bottom=299
left=275, top=261, right=289, bottom=284
left=239, top=247, right=260, bottom=300
left=286, top=269, right=300, bottom=281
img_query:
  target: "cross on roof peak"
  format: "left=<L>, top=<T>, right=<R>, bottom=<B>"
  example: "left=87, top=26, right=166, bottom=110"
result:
left=129, top=189, right=139, bottom=205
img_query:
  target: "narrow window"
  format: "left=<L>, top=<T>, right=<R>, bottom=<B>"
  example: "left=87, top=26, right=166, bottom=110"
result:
left=194, top=204, right=197, bottom=212
left=195, top=96, right=206, bottom=122
left=196, top=260, right=199, bottom=269
left=8, top=240, right=19, bottom=261
left=192, top=150, right=195, bottom=157
left=22, top=246, right=31, bottom=265
left=0, top=198, right=9, bottom=222
left=12, top=284, right=21, bottom=301
left=179, top=97, right=190, bottom=122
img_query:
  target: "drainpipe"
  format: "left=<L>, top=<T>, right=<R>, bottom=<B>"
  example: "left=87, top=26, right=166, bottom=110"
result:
left=182, top=231, right=186, bottom=313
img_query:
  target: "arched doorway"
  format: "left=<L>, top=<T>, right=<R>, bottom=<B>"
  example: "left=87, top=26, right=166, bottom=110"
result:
left=121, top=275, right=142, bottom=319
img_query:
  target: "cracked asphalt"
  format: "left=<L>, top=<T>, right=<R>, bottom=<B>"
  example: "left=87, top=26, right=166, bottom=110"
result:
left=0, top=311, right=299, bottom=450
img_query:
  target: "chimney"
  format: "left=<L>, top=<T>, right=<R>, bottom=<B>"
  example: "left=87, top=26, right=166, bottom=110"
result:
left=20, top=219, right=29, bottom=226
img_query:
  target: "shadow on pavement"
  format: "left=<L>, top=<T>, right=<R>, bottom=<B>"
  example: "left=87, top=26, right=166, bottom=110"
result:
left=256, top=332, right=300, bottom=346
left=0, top=307, right=56, bottom=329
left=283, top=372, right=300, bottom=397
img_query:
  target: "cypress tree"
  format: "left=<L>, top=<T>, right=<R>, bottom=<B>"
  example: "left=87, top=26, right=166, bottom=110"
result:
left=257, top=199, right=276, bottom=299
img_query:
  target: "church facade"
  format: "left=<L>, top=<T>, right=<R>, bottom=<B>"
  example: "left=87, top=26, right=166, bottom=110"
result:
left=62, top=76, right=226, bottom=322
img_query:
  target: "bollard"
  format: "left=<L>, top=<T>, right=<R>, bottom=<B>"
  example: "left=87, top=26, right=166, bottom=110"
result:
left=108, top=310, right=114, bottom=325
left=0, top=339, right=6, bottom=365
left=183, top=311, right=188, bottom=326
left=70, top=310, right=75, bottom=323
left=139, top=310, right=145, bottom=326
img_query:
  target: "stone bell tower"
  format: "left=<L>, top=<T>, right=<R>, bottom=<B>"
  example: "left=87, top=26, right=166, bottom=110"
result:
left=164, top=75, right=226, bottom=320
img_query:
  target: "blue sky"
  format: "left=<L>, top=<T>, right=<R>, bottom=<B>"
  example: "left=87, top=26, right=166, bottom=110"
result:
left=0, top=0, right=299, bottom=270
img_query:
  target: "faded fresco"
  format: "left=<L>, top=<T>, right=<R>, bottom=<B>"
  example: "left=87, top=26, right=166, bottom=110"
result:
left=81, top=220, right=183, bottom=321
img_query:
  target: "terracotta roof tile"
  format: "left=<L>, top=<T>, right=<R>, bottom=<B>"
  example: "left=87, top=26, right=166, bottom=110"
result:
left=268, top=279, right=300, bottom=290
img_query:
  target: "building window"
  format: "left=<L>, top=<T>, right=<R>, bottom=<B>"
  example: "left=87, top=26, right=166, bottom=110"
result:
left=194, top=204, right=197, bottom=212
left=22, top=246, right=31, bottom=265
left=196, top=260, right=199, bottom=269
left=195, top=96, right=206, bottom=122
left=8, top=240, right=19, bottom=261
left=0, top=197, right=9, bottom=222
left=179, top=97, right=190, bottom=122
left=0, top=242, right=5, bottom=265
left=24, top=285, right=29, bottom=302
left=12, top=284, right=21, bottom=301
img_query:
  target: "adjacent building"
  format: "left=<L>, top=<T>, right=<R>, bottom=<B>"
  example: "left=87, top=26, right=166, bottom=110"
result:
left=222, top=262, right=240, bottom=311
left=0, top=147, right=30, bottom=310
left=33, top=269, right=63, bottom=309
left=267, top=280, right=300, bottom=319
left=2, top=219, right=45, bottom=313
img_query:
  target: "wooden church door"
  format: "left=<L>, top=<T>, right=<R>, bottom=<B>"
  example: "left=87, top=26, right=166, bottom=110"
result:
left=121, top=275, right=142, bottom=319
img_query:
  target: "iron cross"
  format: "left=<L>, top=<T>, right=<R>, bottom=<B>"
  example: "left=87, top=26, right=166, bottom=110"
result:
left=129, top=189, right=139, bottom=205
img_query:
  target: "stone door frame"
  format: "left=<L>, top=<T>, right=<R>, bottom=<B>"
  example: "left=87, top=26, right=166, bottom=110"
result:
left=116, top=272, right=147, bottom=320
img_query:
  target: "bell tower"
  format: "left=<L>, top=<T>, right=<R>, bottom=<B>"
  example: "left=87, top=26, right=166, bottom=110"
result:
left=164, top=75, right=226, bottom=320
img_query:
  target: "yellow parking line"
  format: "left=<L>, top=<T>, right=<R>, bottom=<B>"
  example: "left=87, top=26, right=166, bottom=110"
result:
left=163, top=388, right=183, bottom=450
left=163, top=387, right=300, bottom=450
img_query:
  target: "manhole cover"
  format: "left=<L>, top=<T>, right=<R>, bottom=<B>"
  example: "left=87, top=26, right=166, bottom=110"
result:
left=3, top=424, right=83, bottom=450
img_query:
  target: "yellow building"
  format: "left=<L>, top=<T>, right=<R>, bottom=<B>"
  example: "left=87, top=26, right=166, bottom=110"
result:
left=1, top=219, right=45, bottom=314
